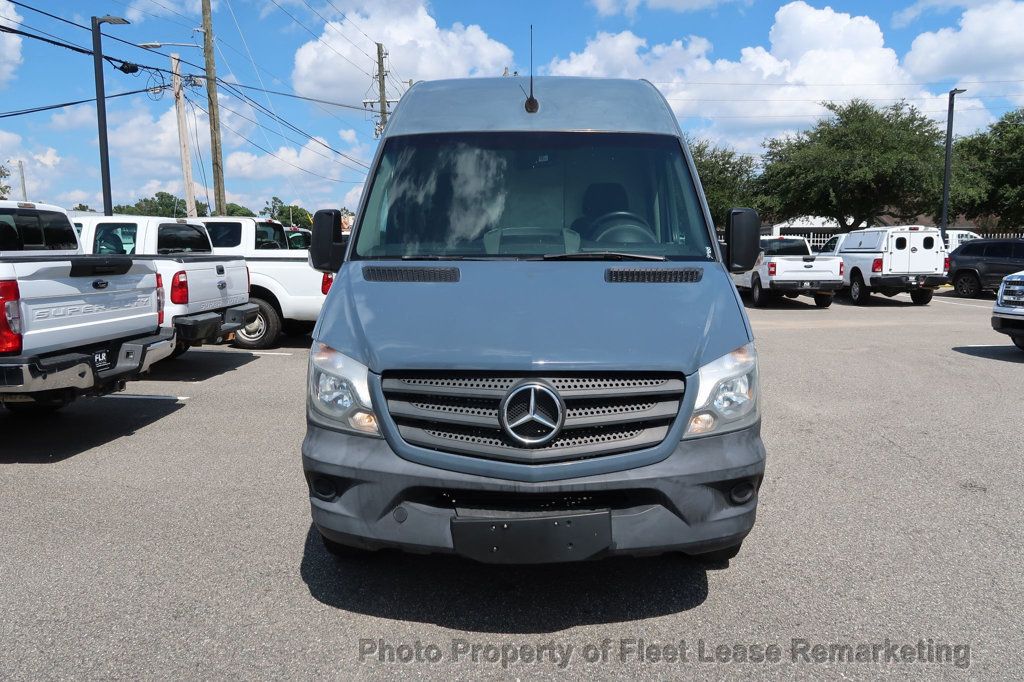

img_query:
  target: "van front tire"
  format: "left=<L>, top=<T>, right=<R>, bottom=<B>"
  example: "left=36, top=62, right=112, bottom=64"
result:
left=233, top=298, right=281, bottom=350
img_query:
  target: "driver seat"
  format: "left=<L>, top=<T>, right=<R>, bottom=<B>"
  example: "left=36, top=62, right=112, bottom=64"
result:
left=570, top=183, right=629, bottom=240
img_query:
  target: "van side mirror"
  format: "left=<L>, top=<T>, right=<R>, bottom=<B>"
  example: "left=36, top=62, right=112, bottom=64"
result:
left=309, top=209, right=348, bottom=273
left=724, top=208, right=760, bottom=273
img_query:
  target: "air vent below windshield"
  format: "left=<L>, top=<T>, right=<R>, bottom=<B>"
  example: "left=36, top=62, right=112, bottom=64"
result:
left=605, top=268, right=703, bottom=283
left=363, top=266, right=460, bottom=283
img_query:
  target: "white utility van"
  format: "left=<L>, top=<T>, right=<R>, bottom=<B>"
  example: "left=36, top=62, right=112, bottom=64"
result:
left=818, top=226, right=948, bottom=305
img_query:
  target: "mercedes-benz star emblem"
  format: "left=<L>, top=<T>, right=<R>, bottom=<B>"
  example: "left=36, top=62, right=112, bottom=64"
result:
left=499, top=382, right=565, bottom=447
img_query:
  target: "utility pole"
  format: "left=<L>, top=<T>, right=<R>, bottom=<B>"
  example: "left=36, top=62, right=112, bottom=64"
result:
left=362, top=44, right=398, bottom=137
left=171, top=55, right=197, bottom=218
left=940, top=87, right=966, bottom=244
left=201, top=0, right=226, bottom=215
left=16, top=160, right=27, bottom=201
left=91, top=15, right=129, bottom=216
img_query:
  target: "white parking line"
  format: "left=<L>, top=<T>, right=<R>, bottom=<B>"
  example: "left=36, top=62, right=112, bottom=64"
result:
left=101, top=394, right=189, bottom=401
left=251, top=351, right=294, bottom=356
left=894, top=294, right=992, bottom=309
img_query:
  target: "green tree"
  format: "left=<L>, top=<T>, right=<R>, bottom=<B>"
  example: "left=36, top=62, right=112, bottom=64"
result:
left=71, top=203, right=94, bottom=212
left=758, top=100, right=944, bottom=230
left=688, top=138, right=759, bottom=228
left=114, top=191, right=209, bottom=217
left=0, top=164, right=10, bottom=200
left=969, top=109, right=1024, bottom=227
left=260, top=196, right=312, bottom=227
left=225, top=202, right=256, bottom=217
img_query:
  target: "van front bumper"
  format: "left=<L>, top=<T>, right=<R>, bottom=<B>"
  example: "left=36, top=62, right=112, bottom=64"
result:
left=173, top=302, right=259, bottom=343
left=302, top=423, right=766, bottom=564
left=0, top=329, right=175, bottom=397
left=869, top=274, right=947, bottom=290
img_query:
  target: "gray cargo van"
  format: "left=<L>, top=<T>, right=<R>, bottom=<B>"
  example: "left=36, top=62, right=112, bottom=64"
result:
left=303, top=77, right=764, bottom=564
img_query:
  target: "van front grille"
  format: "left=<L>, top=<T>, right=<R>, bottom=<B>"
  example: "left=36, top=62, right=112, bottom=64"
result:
left=382, top=372, right=684, bottom=464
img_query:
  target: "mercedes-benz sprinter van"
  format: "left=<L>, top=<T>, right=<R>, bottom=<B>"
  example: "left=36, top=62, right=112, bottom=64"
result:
left=303, top=77, right=764, bottom=565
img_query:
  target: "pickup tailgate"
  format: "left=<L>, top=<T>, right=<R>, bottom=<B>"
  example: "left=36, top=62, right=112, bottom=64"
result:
left=12, top=256, right=159, bottom=356
left=770, top=256, right=842, bottom=281
left=174, top=257, right=249, bottom=313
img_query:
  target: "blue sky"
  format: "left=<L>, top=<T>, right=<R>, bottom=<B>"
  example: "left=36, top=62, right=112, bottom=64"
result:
left=1, top=0, right=1022, bottom=214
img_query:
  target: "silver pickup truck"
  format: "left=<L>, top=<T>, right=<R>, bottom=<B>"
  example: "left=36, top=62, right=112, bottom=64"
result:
left=0, top=201, right=174, bottom=413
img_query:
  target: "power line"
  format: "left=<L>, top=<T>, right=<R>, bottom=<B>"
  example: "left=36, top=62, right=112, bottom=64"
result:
left=185, top=97, right=213, bottom=211
left=650, top=78, right=1024, bottom=87
left=296, top=0, right=374, bottom=61
left=0, top=87, right=164, bottom=119
left=185, top=95, right=364, bottom=184
left=264, top=0, right=372, bottom=78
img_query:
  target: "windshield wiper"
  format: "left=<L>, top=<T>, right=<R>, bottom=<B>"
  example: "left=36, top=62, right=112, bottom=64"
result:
left=400, top=255, right=463, bottom=260
left=541, top=251, right=667, bottom=261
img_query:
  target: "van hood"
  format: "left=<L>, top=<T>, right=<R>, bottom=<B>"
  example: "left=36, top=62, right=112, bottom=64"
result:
left=316, top=260, right=751, bottom=376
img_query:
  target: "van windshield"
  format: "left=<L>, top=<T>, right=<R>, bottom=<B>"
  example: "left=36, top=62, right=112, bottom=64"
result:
left=353, top=132, right=714, bottom=261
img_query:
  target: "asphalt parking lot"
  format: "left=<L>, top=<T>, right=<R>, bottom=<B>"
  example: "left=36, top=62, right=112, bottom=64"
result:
left=2, top=290, right=1022, bottom=679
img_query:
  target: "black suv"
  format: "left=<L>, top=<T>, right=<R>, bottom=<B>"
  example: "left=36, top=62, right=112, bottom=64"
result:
left=948, top=238, right=1024, bottom=297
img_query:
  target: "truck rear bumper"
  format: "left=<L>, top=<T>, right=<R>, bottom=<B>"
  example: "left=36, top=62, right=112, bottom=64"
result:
left=991, top=312, right=1024, bottom=336
left=174, top=302, right=259, bottom=343
left=869, top=274, right=947, bottom=290
left=768, top=280, right=843, bottom=293
left=0, top=329, right=175, bottom=397
left=302, top=423, right=765, bottom=564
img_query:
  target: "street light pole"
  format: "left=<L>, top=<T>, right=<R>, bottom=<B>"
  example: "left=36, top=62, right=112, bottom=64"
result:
left=91, top=15, right=129, bottom=217
left=940, top=87, right=966, bottom=244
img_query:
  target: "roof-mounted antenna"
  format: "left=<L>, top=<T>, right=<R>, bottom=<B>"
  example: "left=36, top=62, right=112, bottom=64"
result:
left=525, top=25, right=539, bottom=113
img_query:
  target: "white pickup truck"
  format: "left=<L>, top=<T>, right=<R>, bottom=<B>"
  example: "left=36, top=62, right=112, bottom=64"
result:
left=76, top=216, right=257, bottom=357
left=818, top=225, right=948, bottom=305
left=0, top=201, right=174, bottom=412
left=992, top=271, right=1024, bottom=351
left=731, top=236, right=844, bottom=307
left=197, top=217, right=331, bottom=349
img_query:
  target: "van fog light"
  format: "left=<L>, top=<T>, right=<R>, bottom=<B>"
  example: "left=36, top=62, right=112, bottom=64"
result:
left=688, top=412, right=716, bottom=435
left=349, top=410, right=379, bottom=433
left=729, top=481, right=755, bottom=505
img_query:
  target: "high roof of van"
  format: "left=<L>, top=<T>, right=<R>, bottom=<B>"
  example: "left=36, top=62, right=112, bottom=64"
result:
left=384, top=77, right=682, bottom=138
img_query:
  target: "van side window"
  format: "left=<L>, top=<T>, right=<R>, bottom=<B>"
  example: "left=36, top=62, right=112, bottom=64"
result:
left=923, top=236, right=934, bottom=249
left=0, top=208, right=78, bottom=251
left=157, top=223, right=212, bottom=253
left=985, top=242, right=1012, bottom=259
left=95, top=222, right=138, bottom=255
left=205, top=222, right=243, bottom=247
left=895, top=237, right=907, bottom=250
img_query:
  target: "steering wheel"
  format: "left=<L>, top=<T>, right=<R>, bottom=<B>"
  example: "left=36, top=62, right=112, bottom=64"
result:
left=590, top=211, right=656, bottom=244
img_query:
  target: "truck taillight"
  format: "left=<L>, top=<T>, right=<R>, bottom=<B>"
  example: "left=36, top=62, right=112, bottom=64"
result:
left=767, top=262, right=777, bottom=277
left=872, top=258, right=883, bottom=273
left=0, top=280, right=22, bottom=355
left=321, top=273, right=334, bottom=295
left=170, top=270, right=189, bottom=305
left=839, top=261, right=845, bottom=277
left=155, top=273, right=165, bottom=325
left=943, top=257, right=950, bottom=272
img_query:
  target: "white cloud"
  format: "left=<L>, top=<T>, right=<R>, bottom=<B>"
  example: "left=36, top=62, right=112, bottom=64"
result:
left=342, top=184, right=363, bottom=211
left=591, top=0, right=743, bottom=17
left=905, top=0, right=1024, bottom=105
left=123, top=0, right=206, bottom=24
left=290, top=1, right=513, bottom=104
left=549, top=1, right=996, bottom=152
left=0, top=0, right=24, bottom=88
left=338, top=128, right=358, bottom=145
left=49, top=105, right=96, bottom=131
left=32, top=148, right=60, bottom=168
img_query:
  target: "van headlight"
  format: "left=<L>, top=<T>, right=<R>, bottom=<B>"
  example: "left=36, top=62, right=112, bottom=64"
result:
left=308, top=342, right=381, bottom=436
left=685, top=342, right=759, bottom=438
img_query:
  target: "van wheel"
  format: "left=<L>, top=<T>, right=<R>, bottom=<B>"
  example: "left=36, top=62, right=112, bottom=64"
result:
left=953, top=272, right=981, bottom=298
left=910, top=289, right=933, bottom=305
left=233, top=298, right=281, bottom=350
left=813, top=294, right=833, bottom=308
left=694, top=542, right=743, bottom=564
left=1013, top=336, right=1024, bottom=352
left=849, top=274, right=871, bottom=305
left=750, top=278, right=770, bottom=307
